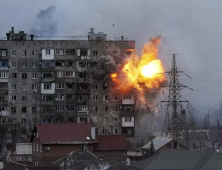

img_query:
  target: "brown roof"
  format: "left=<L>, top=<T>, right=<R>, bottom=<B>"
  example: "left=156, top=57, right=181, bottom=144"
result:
left=35, top=123, right=97, bottom=144
left=94, top=135, right=127, bottom=151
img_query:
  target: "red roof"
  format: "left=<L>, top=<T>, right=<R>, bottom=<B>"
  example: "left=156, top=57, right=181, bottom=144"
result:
left=35, top=123, right=97, bottom=144
left=94, top=135, right=127, bottom=151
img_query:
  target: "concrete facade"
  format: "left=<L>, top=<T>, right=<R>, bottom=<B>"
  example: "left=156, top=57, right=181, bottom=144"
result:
left=0, top=27, right=137, bottom=139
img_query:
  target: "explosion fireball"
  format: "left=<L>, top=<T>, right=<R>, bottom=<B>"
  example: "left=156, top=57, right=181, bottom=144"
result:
left=110, top=37, right=166, bottom=104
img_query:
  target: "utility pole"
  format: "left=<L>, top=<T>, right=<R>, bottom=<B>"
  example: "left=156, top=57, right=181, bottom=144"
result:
left=161, top=54, right=191, bottom=142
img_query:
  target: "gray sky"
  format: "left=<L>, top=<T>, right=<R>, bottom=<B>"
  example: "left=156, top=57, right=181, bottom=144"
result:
left=1, top=0, right=222, bottom=123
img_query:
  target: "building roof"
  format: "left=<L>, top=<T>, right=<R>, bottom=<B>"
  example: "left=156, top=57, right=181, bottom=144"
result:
left=94, top=135, right=127, bottom=151
left=53, top=150, right=115, bottom=170
left=132, top=150, right=222, bottom=170
left=33, top=123, right=97, bottom=144
left=2, top=161, right=26, bottom=170
left=142, top=136, right=172, bottom=151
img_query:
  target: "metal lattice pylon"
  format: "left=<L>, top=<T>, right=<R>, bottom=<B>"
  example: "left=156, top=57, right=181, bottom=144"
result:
left=161, top=54, right=189, bottom=142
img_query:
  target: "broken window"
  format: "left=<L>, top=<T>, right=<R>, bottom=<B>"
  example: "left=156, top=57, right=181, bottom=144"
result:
left=93, top=50, right=98, bottom=56
left=123, top=95, right=131, bottom=99
left=32, top=107, right=37, bottom=113
left=43, top=83, right=52, bottom=90
left=123, top=106, right=134, bottom=112
left=42, top=105, right=54, bottom=112
left=65, top=71, right=75, bottom=77
left=11, top=107, right=16, bottom=113
left=93, top=84, right=98, bottom=90
left=67, top=60, right=75, bottom=67
left=80, top=117, right=88, bottom=123
left=22, top=107, right=27, bottom=113
left=55, top=94, right=65, bottom=100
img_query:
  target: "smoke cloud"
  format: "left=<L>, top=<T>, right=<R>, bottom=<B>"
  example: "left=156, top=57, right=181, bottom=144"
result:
left=30, top=6, right=58, bottom=37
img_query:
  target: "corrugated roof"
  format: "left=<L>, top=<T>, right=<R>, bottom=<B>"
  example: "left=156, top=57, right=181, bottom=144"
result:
left=132, top=150, right=222, bottom=170
left=142, top=136, right=172, bottom=150
left=36, top=123, right=97, bottom=144
left=94, top=135, right=127, bottom=151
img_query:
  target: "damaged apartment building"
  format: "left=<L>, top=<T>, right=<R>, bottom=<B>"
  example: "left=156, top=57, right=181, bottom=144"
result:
left=0, top=27, right=138, bottom=142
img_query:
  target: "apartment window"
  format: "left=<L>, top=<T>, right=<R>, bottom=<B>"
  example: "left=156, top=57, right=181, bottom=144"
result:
left=92, top=106, right=98, bottom=112
left=33, top=143, right=35, bottom=151
left=79, top=62, right=87, bottom=68
left=0, top=106, right=5, bottom=111
left=32, top=73, right=37, bottom=79
left=93, top=84, right=98, bottom=90
left=113, top=51, right=117, bottom=55
left=114, top=128, right=118, bottom=134
left=66, top=94, right=74, bottom=101
left=42, top=95, right=54, bottom=101
left=56, top=94, right=64, bottom=100
left=22, top=96, right=26, bottom=102
left=66, top=105, right=74, bottom=111
left=56, top=82, right=65, bottom=89
left=11, top=84, right=16, bottom=90
left=36, top=144, right=38, bottom=152
left=32, top=107, right=37, bottom=113
left=32, top=50, right=37, bottom=56
left=39, top=144, right=42, bottom=153
left=46, top=49, right=51, bottom=55
left=67, top=60, right=74, bottom=67
left=11, top=62, right=17, bottom=68
left=12, top=73, right=17, bottom=79
left=11, top=107, right=16, bottom=114
left=56, top=105, right=64, bottom=111
left=12, top=96, right=16, bottom=102
left=93, top=51, right=98, bottom=56
left=42, top=72, right=53, bottom=78
left=43, top=83, right=52, bottom=90
left=104, top=106, right=108, bottom=112
left=113, top=117, right=117, bottom=123
left=66, top=82, right=75, bottom=89
left=0, top=72, right=8, bottom=78
left=22, top=50, right=26, bottom=56
left=103, top=95, right=108, bottom=101
left=11, top=50, right=17, bottom=56
left=22, top=107, right=27, bottom=113
left=57, top=71, right=63, bottom=77
left=11, top=118, right=17, bottom=124
left=77, top=105, right=88, bottom=112
left=65, top=71, right=75, bottom=77
left=113, top=106, right=118, bottom=112
left=32, top=95, right=37, bottom=101
left=55, top=49, right=65, bottom=55
left=114, top=96, right=118, bottom=101
left=32, top=118, right=37, bottom=124
left=22, top=73, right=27, bottom=79
left=66, top=49, right=75, bottom=55
left=123, top=95, right=131, bottom=99
left=32, top=62, right=37, bottom=68
left=55, top=60, right=65, bottom=66
left=32, top=84, right=37, bottom=90
left=22, top=84, right=27, bottom=90
left=125, top=116, right=132, bottom=122
left=93, top=95, right=98, bottom=101
left=42, top=61, right=54, bottom=68
left=0, top=96, right=4, bottom=101
left=103, top=129, right=108, bottom=134
left=22, top=62, right=27, bottom=68
left=21, top=118, right=26, bottom=124
left=80, top=117, right=87, bottom=123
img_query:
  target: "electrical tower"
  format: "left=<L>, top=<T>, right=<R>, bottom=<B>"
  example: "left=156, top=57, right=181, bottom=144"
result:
left=161, top=54, right=191, bottom=142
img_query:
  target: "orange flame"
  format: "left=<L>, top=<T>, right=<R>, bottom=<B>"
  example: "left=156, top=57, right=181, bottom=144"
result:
left=110, top=37, right=166, bottom=104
